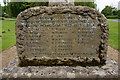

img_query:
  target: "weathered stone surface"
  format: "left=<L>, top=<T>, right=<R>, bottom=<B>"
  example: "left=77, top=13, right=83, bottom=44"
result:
left=49, top=0, right=74, bottom=6
left=1, top=56, right=118, bottom=78
left=15, top=6, right=109, bottom=66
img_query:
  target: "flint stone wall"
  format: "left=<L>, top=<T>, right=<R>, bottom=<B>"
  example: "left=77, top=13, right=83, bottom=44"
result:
left=16, top=6, right=109, bottom=66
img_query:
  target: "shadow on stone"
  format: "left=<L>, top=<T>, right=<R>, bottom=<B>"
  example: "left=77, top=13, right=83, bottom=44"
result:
left=18, top=58, right=106, bottom=67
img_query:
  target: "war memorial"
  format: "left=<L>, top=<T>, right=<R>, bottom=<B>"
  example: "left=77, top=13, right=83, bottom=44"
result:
left=1, top=0, right=119, bottom=79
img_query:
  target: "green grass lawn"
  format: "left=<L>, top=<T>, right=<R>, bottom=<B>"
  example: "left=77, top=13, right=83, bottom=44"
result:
left=0, top=17, right=16, bottom=19
left=0, top=20, right=119, bottom=51
left=108, top=21, right=119, bottom=50
left=0, top=20, right=16, bottom=51
left=108, top=19, right=120, bottom=20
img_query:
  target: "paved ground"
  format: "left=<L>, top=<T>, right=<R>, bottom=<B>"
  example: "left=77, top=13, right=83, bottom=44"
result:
left=0, top=19, right=16, bottom=21
left=0, top=46, right=17, bottom=69
left=107, top=20, right=120, bottom=22
left=107, top=46, right=119, bottom=62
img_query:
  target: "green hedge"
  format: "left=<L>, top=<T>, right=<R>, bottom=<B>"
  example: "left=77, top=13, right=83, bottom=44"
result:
left=106, top=15, right=118, bottom=19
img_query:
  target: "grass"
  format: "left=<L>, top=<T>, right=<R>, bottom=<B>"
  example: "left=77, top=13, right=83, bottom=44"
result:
left=0, top=20, right=16, bottom=51
left=0, top=17, right=16, bottom=19
left=108, top=21, right=119, bottom=50
left=108, top=19, right=120, bottom=20
left=0, top=19, right=119, bottom=51
left=106, top=15, right=118, bottom=18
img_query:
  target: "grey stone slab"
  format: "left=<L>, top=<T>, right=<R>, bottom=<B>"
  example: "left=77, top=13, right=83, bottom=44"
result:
left=16, top=6, right=109, bottom=66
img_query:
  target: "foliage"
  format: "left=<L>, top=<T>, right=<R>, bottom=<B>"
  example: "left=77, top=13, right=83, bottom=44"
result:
left=3, top=2, right=49, bottom=17
left=2, top=1, right=97, bottom=18
left=118, top=10, right=120, bottom=19
left=6, top=2, right=31, bottom=17
left=29, top=2, right=48, bottom=7
left=101, top=6, right=119, bottom=19
left=0, top=6, right=2, bottom=17
left=0, top=6, right=5, bottom=17
left=101, top=6, right=113, bottom=16
left=74, top=2, right=96, bottom=8
left=107, top=15, right=118, bottom=19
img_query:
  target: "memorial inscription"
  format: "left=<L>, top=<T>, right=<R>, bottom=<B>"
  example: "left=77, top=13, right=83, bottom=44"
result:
left=16, top=6, right=109, bottom=66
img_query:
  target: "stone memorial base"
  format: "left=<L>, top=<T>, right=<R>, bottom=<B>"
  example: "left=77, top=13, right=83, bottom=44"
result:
left=1, top=56, right=118, bottom=78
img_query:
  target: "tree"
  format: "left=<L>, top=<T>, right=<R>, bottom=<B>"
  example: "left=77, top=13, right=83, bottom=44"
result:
left=5, top=2, right=48, bottom=17
left=74, top=2, right=97, bottom=8
left=5, top=1, right=96, bottom=17
left=29, top=2, right=48, bottom=7
left=101, top=6, right=118, bottom=16
left=0, top=5, right=7, bottom=17
left=0, top=5, right=2, bottom=17
left=101, top=6, right=113, bottom=16
left=6, top=2, right=31, bottom=17
left=112, top=8, right=118, bottom=15
left=118, top=10, right=120, bottom=19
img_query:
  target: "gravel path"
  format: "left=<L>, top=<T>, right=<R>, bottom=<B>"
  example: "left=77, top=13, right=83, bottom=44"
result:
left=107, top=20, right=120, bottom=22
left=0, top=46, right=17, bottom=69
left=0, top=19, right=16, bottom=21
